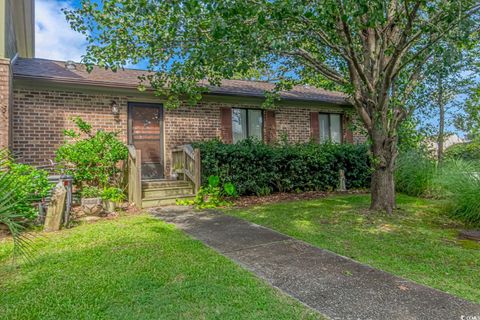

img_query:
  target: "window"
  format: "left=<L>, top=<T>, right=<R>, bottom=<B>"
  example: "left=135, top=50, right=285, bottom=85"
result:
left=319, top=113, right=342, bottom=143
left=232, top=108, right=263, bottom=143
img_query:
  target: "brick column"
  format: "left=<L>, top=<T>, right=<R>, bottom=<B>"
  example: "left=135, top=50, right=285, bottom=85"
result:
left=0, top=58, right=12, bottom=149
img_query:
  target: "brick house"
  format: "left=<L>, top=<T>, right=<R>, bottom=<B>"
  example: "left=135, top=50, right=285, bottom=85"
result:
left=0, top=1, right=363, bottom=206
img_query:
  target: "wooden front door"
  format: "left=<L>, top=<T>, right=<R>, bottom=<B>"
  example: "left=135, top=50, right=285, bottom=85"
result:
left=128, top=103, right=164, bottom=180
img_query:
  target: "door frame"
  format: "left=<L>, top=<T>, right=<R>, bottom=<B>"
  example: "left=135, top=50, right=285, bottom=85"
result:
left=127, top=102, right=165, bottom=179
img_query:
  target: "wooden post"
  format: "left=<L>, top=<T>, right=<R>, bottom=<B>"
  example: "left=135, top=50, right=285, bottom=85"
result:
left=128, top=151, right=133, bottom=203
left=194, top=148, right=201, bottom=193
left=338, top=169, right=346, bottom=192
left=44, top=182, right=67, bottom=232
left=183, top=148, right=187, bottom=181
left=136, top=149, right=142, bottom=208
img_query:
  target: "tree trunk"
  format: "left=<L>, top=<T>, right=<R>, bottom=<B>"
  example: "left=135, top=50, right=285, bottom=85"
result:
left=370, top=128, right=397, bottom=214
left=437, top=77, right=445, bottom=162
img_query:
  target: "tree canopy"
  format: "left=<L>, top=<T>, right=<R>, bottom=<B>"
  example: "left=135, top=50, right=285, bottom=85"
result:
left=65, top=0, right=480, bottom=213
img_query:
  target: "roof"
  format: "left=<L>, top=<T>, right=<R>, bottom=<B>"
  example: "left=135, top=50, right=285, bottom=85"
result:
left=12, top=58, right=349, bottom=105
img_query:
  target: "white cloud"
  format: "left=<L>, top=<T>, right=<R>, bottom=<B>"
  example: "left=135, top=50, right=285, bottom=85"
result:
left=35, top=0, right=87, bottom=62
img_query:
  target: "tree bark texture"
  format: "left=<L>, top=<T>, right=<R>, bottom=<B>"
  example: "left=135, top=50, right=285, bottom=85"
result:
left=369, top=128, right=397, bottom=214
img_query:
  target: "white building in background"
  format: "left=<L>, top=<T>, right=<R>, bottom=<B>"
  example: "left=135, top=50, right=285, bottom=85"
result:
left=428, top=133, right=465, bottom=155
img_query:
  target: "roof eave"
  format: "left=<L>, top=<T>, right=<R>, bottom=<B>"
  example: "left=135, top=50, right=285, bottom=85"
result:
left=13, top=74, right=351, bottom=106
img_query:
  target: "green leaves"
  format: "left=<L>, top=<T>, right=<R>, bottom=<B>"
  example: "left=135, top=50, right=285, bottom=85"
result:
left=0, top=149, right=46, bottom=260
left=64, top=0, right=479, bottom=113
left=194, top=139, right=371, bottom=196
left=55, top=118, right=128, bottom=188
left=208, top=175, right=220, bottom=188
left=80, top=186, right=102, bottom=198
left=101, top=187, right=126, bottom=202
left=223, top=182, right=237, bottom=197
left=64, top=0, right=479, bottom=211
left=178, top=175, right=236, bottom=209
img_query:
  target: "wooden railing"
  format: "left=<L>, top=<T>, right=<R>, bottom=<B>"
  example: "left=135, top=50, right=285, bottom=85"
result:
left=171, top=144, right=201, bottom=193
left=127, top=145, right=142, bottom=208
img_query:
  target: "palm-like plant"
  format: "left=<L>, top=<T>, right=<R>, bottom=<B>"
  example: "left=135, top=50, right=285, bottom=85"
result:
left=0, top=149, right=33, bottom=258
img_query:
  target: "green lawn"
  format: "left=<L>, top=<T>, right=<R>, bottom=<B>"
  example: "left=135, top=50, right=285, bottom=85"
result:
left=226, top=194, right=480, bottom=303
left=0, top=215, right=320, bottom=320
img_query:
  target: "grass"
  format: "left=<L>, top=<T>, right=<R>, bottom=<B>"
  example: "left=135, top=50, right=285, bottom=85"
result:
left=435, top=160, right=480, bottom=226
left=225, top=194, right=480, bottom=303
left=0, top=214, right=320, bottom=320
left=395, top=151, right=480, bottom=226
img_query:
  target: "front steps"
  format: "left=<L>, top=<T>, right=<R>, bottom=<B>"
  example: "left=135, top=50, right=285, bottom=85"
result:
left=141, top=180, right=195, bottom=208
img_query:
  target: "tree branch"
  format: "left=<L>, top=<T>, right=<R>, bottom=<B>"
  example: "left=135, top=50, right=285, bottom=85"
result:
left=336, top=0, right=375, bottom=94
left=286, top=48, right=350, bottom=86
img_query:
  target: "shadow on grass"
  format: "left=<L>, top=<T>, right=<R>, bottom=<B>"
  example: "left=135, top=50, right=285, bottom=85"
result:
left=225, top=193, right=480, bottom=303
left=0, top=215, right=320, bottom=320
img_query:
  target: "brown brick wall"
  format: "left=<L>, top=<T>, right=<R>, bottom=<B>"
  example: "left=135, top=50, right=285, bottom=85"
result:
left=12, top=86, right=366, bottom=175
left=0, top=59, right=12, bottom=149
left=12, top=88, right=128, bottom=164
left=276, top=106, right=346, bottom=142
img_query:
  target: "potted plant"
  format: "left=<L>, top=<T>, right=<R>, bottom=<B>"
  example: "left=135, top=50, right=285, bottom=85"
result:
left=80, top=186, right=103, bottom=215
left=101, top=187, right=126, bottom=213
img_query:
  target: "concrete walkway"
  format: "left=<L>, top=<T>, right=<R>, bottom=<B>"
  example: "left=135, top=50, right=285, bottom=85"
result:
left=152, top=207, right=480, bottom=320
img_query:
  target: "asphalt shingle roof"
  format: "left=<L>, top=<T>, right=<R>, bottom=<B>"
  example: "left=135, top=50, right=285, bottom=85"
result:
left=13, top=58, right=349, bottom=105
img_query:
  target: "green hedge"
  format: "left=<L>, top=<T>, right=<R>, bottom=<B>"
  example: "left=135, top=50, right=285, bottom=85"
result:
left=193, top=139, right=371, bottom=196
left=444, top=141, right=480, bottom=161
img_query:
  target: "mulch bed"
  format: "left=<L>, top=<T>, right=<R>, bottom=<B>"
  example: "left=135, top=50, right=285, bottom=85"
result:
left=233, top=189, right=368, bottom=207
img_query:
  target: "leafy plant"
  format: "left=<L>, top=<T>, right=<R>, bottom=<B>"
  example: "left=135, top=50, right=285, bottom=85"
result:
left=193, top=139, right=371, bottom=196
left=80, top=186, right=101, bottom=198
left=208, top=175, right=220, bottom=188
left=0, top=150, right=50, bottom=221
left=0, top=149, right=44, bottom=258
left=56, top=117, right=128, bottom=188
left=101, top=187, right=126, bottom=202
left=178, top=175, right=237, bottom=209
left=444, top=140, right=480, bottom=161
left=223, top=182, right=237, bottom=197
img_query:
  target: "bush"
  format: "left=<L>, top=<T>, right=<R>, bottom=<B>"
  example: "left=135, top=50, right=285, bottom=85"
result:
left=1, top=149, right=50, bottom=257
left=193, top=139, right=371, bottom=196
left=55, top=117, right=128, bottom=188
left=178, top=175, right=237, bottom=209
left=444, top=140, right=480, bottom=161
left=435, top=159, right=480, bottom=226
left=395, top=151, right=437, bottom=197
left=5, top=155, right=50, bottom=220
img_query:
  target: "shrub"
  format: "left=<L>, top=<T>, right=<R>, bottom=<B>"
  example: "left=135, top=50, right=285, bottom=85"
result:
left=5, top=154, right=50, bottom=220
left=55, top=117, right=128, bottom=188
left=435, top=159, right=480, bottom=226
left=178, top=175, right=237, bottom=208
left=193, top=139, right=371, bottom=196
left=444, top=140, right=480, bottom=161
left=395, top=151, right=437, bottom=197
left=1, top=149, right=50, bottom=257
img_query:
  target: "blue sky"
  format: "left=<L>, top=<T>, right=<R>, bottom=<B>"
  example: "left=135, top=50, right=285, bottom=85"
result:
left=35, top=0, right=87, bottom=62
left=35, top=0, right=147, bottom=68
